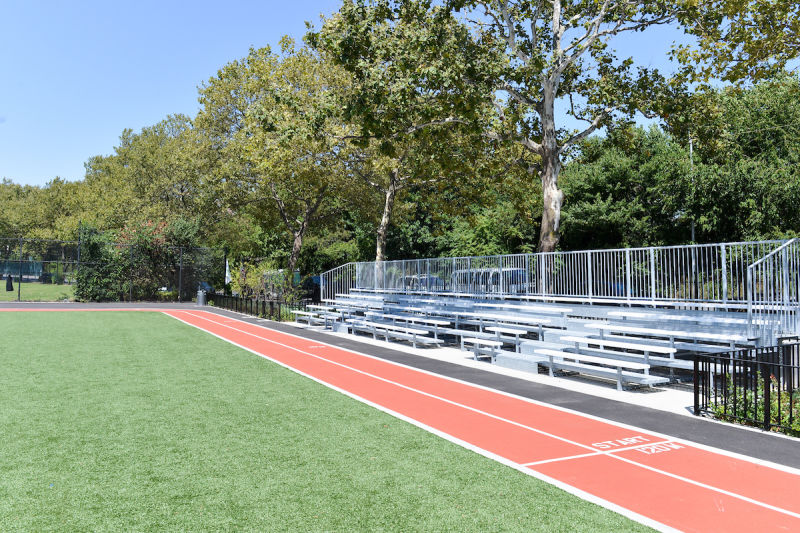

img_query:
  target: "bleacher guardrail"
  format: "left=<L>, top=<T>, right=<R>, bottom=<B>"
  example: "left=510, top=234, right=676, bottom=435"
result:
left=321, top=239, right=800, bottom=339
left=747, top=239, right=800, bottom=344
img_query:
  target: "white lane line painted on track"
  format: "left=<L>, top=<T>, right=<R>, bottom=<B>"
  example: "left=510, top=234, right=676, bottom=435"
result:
left=171, top=310, right=800, bottom=522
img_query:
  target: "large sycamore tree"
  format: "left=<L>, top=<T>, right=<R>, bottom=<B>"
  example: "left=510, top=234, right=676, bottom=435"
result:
left=449, top=0, right=701, bottom=251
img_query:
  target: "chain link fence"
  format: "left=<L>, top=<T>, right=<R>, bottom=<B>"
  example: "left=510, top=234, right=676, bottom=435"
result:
left=1, top=237, right=223, bottom=303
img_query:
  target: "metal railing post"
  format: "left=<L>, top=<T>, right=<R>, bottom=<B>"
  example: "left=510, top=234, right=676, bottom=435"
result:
left=649, top=248, right=656, bottom=303
left=497, top=256, right=503, bottom=294
left=625, top=248, right=632, bottom=304
left=426, top=259, right=430, bottom=291
left=587, top=251, right=593, bottom=303
left=721, top=244, right=728, bottom=305
left=467, top=257, right=472, bottom=294
left=782, top=247, right=790, bottom=331
left=524, top=254, right=530, bottom=295
left=747, top=266, right=754, bottom=334
left=538, top=256, right=545, bottom=296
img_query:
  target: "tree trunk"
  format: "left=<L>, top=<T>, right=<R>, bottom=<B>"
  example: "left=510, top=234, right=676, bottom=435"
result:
left=375, top=170, right=399, bottom=263
left=538, top=150, right=563, bottom=252
left=286, top=228, right=305, bottom=287
left=537, top=84, right=564, bottom=253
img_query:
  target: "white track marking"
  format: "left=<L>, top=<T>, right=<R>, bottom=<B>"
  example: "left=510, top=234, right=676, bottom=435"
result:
left=522, top=452, right=603, bottom=466
left=164, top=310, right=677, bottom=533
left=522, top=440, right=677, bottom=466
left=169, top=310, right=800, bottom=522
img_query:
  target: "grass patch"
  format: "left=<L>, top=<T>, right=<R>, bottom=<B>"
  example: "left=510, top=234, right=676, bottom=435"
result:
left=0, top=311, right=651, bottom=531
left=0, top=282, right=74, bottom=302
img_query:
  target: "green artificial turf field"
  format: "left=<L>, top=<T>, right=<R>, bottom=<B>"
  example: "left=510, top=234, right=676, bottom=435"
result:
left=0, top=311, right=651, bottom=531
left=0, top=282, right=74, bottom=302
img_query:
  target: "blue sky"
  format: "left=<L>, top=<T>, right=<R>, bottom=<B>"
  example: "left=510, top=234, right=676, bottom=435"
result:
left=1, top=1, right=688, bottom=186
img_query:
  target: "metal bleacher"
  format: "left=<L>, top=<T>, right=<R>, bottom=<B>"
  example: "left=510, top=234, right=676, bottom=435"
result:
left=304, top=240, right=800, bottom=390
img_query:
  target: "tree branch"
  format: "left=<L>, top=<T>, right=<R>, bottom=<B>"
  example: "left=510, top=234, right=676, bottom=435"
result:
left=558, top=106, right=618, bottom=153
left=269, top=182, right=297, bottom=234
left=499, top=0, right=531, bottom=65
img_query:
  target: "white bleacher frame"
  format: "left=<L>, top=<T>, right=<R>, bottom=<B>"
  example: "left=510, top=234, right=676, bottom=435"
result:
left=321, top=239, right=800, bottom=342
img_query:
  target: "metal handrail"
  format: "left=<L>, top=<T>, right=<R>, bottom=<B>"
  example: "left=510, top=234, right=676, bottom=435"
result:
left=748, top=238, right=798, bottom=269
left=746, top=239, right=800, bottom=341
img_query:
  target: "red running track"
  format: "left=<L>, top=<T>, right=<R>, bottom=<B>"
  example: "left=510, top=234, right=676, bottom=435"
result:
left=166, top=310, right=800, bottom=530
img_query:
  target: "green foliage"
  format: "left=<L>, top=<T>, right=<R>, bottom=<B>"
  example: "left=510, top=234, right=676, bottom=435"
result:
left=676, top=0, right=800, bottom=83
left=74, top=220, right=212, bottom=302
left=667, top=75, right=800, bottom=242
left=5, top=5, right=800, bottom=274
left=74, top=226, right=126, bottom=302
left=560, top=126, right=692, bottom=249
left=710, top=373, right=800, bottom=437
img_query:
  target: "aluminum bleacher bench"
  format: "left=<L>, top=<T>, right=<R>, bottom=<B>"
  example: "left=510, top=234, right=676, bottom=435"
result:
left=461, top=337, right=504, bottom=362
left=559, top=335, right=699, bottom=376
left=583, top=322, right=758, bottom=349
left=533, top=348, right=669, bottom=391
left=600, top=333, right=732, bottom=354
left=349, top=320, right=443, bottom=349
left=291, top=310, right=323, bottom=325
left=560, top=335, right=676, bottom=358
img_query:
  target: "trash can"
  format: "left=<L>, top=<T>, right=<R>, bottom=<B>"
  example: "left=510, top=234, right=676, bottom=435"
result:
left=197, top=289, right=207, bottom=306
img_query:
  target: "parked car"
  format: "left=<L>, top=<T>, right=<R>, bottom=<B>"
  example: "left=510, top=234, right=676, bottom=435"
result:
left=198, top=281, right=215, bottom=294
left=300, top=275, right=321, bottom=302
left=451, top=268, right=527, bottom=293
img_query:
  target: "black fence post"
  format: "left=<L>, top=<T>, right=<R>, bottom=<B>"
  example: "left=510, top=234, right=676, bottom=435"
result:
left=76, top=229, right=82, bottom=284
left=129, top=245, right=134, bottom=302
left=762, top=361, right=771, bottom=431
left=17, top=237, right=22, bottom=302
left=178, top=247, right=183, bottom=303
left=693, top=355, right=700, bottom=415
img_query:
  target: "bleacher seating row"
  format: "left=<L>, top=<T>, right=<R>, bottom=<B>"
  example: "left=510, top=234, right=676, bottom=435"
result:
left=292, top=289, right=762, bottom=391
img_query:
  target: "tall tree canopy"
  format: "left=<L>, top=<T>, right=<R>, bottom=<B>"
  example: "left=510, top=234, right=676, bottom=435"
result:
left=310, top=0, right=496, bottom=263
left=677, top=0, right=800, bottom=83
left=451, top=0, right=697, bottom=251
left=198, top=39, right=360, bottom=275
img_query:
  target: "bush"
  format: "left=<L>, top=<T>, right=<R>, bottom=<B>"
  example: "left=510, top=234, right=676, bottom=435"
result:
left=74, top=227, right=126, bottom=302
left=710, top=373, right=800, bottom=437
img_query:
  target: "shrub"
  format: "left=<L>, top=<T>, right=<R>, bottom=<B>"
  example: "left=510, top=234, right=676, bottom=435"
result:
left=710, top=372, right=800, bottom=437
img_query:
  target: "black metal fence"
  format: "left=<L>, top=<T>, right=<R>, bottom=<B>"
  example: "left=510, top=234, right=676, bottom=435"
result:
left=694, top=342, right=800, bottom=436
left=208, top=293, right=308, bottom=321
left=1, top=237, right=222, bottom=302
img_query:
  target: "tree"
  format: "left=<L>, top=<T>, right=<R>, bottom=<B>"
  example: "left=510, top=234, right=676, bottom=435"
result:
left=444, top=0, right=696, bottom=251
left=676, top=0, right=800, bottom=83
left=559, top=126, right=691, bottom=249
left=199, top=40, right=360, bottom=276
left=309, top=0, right=496, bottom=264
left=82, top=115, right=205, bottom=231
